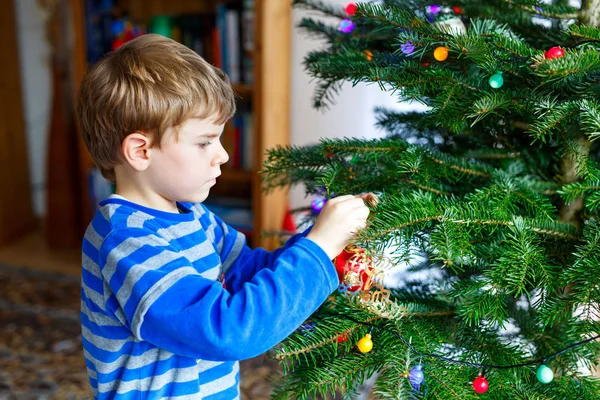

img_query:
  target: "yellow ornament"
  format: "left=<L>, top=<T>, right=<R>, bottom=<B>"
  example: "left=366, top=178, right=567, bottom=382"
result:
left=357, top=334, right=373, bottom=353
left=363, top=50, right=373, bottom=61
left=433, top=46, right=449, bottom=61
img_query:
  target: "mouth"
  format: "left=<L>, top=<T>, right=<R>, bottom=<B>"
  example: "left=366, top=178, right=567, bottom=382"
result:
left=208, top=174, right=220, bottom=184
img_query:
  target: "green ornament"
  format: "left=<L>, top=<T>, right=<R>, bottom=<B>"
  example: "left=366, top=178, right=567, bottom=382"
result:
left=536, top=365, right=554, bottom=384
left=488, top=72, right=504, bottom=89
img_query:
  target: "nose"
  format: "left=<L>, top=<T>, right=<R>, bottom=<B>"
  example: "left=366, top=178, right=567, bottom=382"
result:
left=212, top=141, right=229, bottom=166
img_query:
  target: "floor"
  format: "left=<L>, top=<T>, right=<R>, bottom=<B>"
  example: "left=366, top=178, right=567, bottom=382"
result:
left=0, top=228, right=281, bottom=399
left=0, top=229, right=81, bottom=277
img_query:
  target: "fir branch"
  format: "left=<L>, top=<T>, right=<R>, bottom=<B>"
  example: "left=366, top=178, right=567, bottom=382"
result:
left=292, top=0, right=346, bottom=18
left=501, top=0, right=579, bottom=19
left=569, top=24, right=600, bottom=42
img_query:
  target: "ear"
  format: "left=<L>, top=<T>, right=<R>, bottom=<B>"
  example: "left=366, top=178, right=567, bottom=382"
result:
left=121, top=132, right=153, bottom=171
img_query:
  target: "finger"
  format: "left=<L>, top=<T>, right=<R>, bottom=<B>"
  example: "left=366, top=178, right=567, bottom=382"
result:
left=350, top=219, right=368, bottom=234
left=339, top=198, right=370, bottom=211
left=328, top=194, right=355, bottom=204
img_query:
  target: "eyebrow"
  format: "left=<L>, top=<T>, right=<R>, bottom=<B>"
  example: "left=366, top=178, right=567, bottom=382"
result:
left=197, top=133, right=221, bottom=139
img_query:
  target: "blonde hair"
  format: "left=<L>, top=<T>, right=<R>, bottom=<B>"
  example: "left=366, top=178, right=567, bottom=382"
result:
left=77, top=34, right=236, bottom=182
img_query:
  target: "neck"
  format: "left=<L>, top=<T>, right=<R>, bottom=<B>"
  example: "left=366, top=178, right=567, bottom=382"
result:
left=113, top=169, right=179, bottom=214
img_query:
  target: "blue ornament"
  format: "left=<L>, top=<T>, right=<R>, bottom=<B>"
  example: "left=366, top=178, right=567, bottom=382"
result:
left=401, top=42, right=415, bottom=55
left=488, top=72, right=504, bottom=89
left=537, top=365, right=554, bottom=384
left=300, top=322, right=316, bottom=337
left=339, top=19, right=355, bottom=33
left=311, top=197, right=326, bottom=213
left=409, top=364, right=424, bottom=391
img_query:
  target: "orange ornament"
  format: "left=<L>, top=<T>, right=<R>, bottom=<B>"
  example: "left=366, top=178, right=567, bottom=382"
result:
left=364, top=50, right=373, bottom=61
left=433, top=46, right=449, bottom=61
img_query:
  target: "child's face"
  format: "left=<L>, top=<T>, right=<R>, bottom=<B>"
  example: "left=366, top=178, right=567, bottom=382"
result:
left=146, top=115, right=228, bottom=204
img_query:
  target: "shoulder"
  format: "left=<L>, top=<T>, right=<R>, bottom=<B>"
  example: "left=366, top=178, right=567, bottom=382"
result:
left=84, top=199, right=164, bottom=254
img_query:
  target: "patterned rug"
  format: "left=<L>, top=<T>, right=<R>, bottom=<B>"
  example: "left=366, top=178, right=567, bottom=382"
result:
left=0, top=265, right=281, bottom=400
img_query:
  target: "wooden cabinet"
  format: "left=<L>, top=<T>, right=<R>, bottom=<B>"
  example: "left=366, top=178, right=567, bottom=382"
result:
left=63, top=0, right=290, bottom=249
left=0, top=0, right=36, bottom=244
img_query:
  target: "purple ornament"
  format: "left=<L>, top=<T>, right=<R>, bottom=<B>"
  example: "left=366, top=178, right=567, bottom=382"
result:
left=311, top=197, right=326, bottom=213
left=401, top=42, right=415, bottom=55
left=426, top=4, right=441, bottom=14
left=300, top=322, right=316, bottom=337
left=339, top=19, right=355, bottom=33
left=409, top=364, right=424, bottom=391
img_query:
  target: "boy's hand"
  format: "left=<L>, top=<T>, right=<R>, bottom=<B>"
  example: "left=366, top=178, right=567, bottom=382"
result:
left=306, top=193, right=377, bottom=260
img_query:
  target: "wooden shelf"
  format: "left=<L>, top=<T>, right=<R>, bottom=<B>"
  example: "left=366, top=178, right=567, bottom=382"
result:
left=66, top=0, right=291, bottom=250
left=232, top=84, right=253, bottom=99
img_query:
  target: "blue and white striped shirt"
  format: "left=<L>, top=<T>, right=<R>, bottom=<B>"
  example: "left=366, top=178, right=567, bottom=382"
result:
left=80, top=196, right=337, bottom=399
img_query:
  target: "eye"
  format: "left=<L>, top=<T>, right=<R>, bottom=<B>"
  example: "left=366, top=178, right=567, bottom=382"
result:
left=197, top=141, right=212, bottom=149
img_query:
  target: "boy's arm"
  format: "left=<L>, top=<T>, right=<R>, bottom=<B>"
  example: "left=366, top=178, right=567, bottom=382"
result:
left=205, top=206, right=314, bottom=293
left=99, top=227, right=337, bottom=361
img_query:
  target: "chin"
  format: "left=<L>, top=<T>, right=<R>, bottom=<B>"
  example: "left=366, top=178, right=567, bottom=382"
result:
left=179, top=191, right=210, bottom=204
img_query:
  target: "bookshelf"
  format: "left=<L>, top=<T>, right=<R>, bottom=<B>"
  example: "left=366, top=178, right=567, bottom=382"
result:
left=64, top=0, right=291, bottom=249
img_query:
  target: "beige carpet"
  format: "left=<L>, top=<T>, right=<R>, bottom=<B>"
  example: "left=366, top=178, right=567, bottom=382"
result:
left=0, top=265, right=281, bottom=399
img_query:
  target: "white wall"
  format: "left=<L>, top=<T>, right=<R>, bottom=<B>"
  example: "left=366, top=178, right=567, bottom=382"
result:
left=290, top=0, right=423, bottom=208
left=14, top=0, right=53, bottom=217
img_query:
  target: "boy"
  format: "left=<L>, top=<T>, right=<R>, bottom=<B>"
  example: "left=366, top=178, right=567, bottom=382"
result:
left=77, top=34, right=373, bottom=399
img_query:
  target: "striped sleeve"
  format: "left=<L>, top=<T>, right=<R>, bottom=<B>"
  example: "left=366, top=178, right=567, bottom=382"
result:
left=203, top=206, right=314, bottom=293
left=99, top=227, right=338, bottom=361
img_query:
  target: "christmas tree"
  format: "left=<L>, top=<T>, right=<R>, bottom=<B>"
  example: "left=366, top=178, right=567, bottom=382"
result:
left=262, top=0, right=600, bottom=398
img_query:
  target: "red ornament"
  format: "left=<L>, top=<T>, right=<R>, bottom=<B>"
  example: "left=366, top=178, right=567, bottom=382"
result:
left=345, top=3, right=357, bottom=16
left=452, top=6, right=464, bottom=14
left=337, top=333, right=348, bottom=343
left=334, top=248, right=373, bottom=292
left=473, top=375, right=489, bottom=394
left=421, top=62, right=430, bottom=67
left=545, top=46, right=565, bottom=60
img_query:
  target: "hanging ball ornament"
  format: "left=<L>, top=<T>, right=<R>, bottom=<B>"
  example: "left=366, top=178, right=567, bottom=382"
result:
left=434, top=46, right=449, bottom=61
left=545, top=46, right=565, bottom=60
left=339, top=19, right=355, bottom=33
left=433, top=16, right=467, bottom=36
left=400, top=42, right=415, bottom=55
left=357, top=333, right=373, bottom=353
left=473, top=375, right=489, bottom=394
left=409, top=364, right=425, bottom=390
left=488, top=71, right=504, bottom=89
left=311, top=197, right=326, bottom=213
left=345, top=2, right=357, bottom=16
left=536, top=365, right=554, bottom=384
left=426, top=4, right=441, bottom=14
